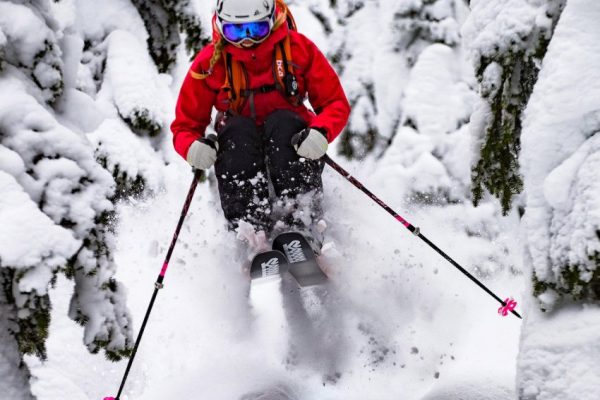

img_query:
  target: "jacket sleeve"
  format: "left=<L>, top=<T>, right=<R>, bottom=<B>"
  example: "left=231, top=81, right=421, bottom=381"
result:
left=170, top=45, right=218, bottom=160
left=298, top=34, right=351, bottom=143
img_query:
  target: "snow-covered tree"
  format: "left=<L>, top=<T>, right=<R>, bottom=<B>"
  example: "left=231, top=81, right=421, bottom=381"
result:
left=332, top=0, right=466, bottom=160
left=0, top=84, right=133, bottom=360
left=0, top=28, right=6, bottom=71
left=391, top=0, right=462, bottom=65
left=516, top=0, right=600, bottom=397
left=376, top=44, right=476, bottom=205
left=332, top=0, right=392, bottom=159
left=0, top=0, right=210, bottom=396
left=462, top=0, right=565, bottom=214
left=131, top=0, right=209, bottom=73
left=518, top=0, right=599, bottom=310
left=336, top=0, right=472, bottom=207
left=0, top=0, right=63, bottom=104
left=0, top=0, right=133, bottom=377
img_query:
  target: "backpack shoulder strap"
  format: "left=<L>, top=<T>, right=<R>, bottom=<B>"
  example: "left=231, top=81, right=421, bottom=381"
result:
left=274, top=1, right=300, bottom=103
left=273, top=35, right=300, bottom=103
left=223, top=1, right=301, bottom=114
left=222, top=52, right=248, bottom=114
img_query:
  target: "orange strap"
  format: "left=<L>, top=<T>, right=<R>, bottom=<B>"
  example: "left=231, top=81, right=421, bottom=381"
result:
left=222, top=0, right=299, bottom=115
left=222, top=53, right=249, bottom=114
left=224, top=35, right=299, bottom=115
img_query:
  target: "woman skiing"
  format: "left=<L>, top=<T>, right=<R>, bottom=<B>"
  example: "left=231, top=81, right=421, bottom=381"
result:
left=171, top=0, right=350, bottom=251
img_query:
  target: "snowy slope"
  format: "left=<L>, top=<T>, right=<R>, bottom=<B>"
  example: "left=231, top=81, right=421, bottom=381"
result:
left=30, top=160, right=523, bottom=400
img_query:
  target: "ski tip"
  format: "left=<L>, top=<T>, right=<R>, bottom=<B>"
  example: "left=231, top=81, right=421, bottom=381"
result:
left=103, top=397, right=116, bottom=400
left=249, top=250, right=287, bottom=280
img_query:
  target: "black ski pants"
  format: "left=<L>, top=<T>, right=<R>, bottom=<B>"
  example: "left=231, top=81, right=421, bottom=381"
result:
left=214, top=109, right=324, bottom=234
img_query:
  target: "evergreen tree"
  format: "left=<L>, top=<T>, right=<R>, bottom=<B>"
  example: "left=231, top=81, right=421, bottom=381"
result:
left=0, top=37, right=134, bottom=363
left=0, top=0, right=63, bottom=104
left=391, top=0, right=461, bottom=65
left=516, top=1, right=600, bottom=397
left=0, top=265, right=36, bottom=400
left=330, top=0, right=382, bottom=159
left=346, top=0, right=471, bottom=206
left=333, top=0, right=465, bottom=160
left=515, top=0, right=599, bottom=309
left=0, top=0, right=206, bottom=395
left=464, top=0, right=565, bottom=215
left=131, top=0, right=210, bottom=73
left=0, top=28, right=6, bottom=71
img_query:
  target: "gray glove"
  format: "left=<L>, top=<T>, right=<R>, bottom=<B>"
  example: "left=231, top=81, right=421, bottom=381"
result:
left=186, top=135, right=218, bottom=170
left=292, top=128, right=328, bottom=160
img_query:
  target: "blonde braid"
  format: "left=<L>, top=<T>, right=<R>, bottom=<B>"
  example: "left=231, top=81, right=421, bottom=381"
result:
left=190, top=30, right=226, bottom=80
left=273, top=7, right=287, bottom=30
left=209, top=38, right=225, bottom=71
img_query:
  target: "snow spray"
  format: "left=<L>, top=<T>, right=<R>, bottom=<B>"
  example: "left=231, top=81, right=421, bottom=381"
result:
left=103, top=168, right=204, bottom=400
left=323, top=154, right=522, bottom=320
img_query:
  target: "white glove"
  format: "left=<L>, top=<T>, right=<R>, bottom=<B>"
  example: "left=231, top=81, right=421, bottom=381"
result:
left=292, top=128, right=328, bottom=160
left=186, top=136, right=218, bottom=170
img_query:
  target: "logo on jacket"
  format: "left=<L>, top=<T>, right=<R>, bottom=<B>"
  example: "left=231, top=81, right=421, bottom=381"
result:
left=283, top=240, right=307, bottom=263
left=276, top=60, right=285, bottom=78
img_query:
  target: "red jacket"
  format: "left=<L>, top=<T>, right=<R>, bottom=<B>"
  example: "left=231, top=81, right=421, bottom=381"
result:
left=171, top=18, right=351, bottom=159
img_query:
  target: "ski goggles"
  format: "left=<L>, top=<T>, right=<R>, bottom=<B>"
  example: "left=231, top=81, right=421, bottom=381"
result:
left=221, top=19, right=273, bottom=44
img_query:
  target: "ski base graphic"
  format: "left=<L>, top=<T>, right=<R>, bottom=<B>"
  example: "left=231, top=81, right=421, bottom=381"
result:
left=249, top=232, right=327, bottom=287
left=273, top=232, right=327, bottom=287
left=249, top=250, right=288, bottom=281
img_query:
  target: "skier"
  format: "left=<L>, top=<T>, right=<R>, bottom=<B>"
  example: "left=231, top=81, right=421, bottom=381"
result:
left=171, top=0, right=350, bottom=252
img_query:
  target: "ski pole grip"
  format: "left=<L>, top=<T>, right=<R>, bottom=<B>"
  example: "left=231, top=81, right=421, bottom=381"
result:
left=191, top=167, right=206, bottom=181
left=205, top=133, right=218, bottom=144
left=199, top=134, right=219, bottom=151
left=291, top=129, right=309, bottom=148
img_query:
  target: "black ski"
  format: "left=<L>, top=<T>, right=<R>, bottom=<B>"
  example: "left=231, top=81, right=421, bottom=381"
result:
left=272, top=232, right=328, bottom=287
left=249, top=250, right=288, bottom=280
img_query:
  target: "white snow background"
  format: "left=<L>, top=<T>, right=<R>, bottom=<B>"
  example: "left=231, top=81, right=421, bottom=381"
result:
left=10, top=0, right=600, bottom=399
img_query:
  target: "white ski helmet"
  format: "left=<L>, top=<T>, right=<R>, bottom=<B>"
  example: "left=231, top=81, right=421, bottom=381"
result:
left=216, top=0, right=275, bottom=24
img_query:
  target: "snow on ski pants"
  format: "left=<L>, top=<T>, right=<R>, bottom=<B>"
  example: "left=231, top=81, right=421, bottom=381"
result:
left=214, top=109, right=324, bottom=234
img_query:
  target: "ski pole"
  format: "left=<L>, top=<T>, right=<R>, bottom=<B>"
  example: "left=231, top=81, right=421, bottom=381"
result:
left=322, top=154, right=522, bottom=320
left=104, top=168, right=204, bottom=400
